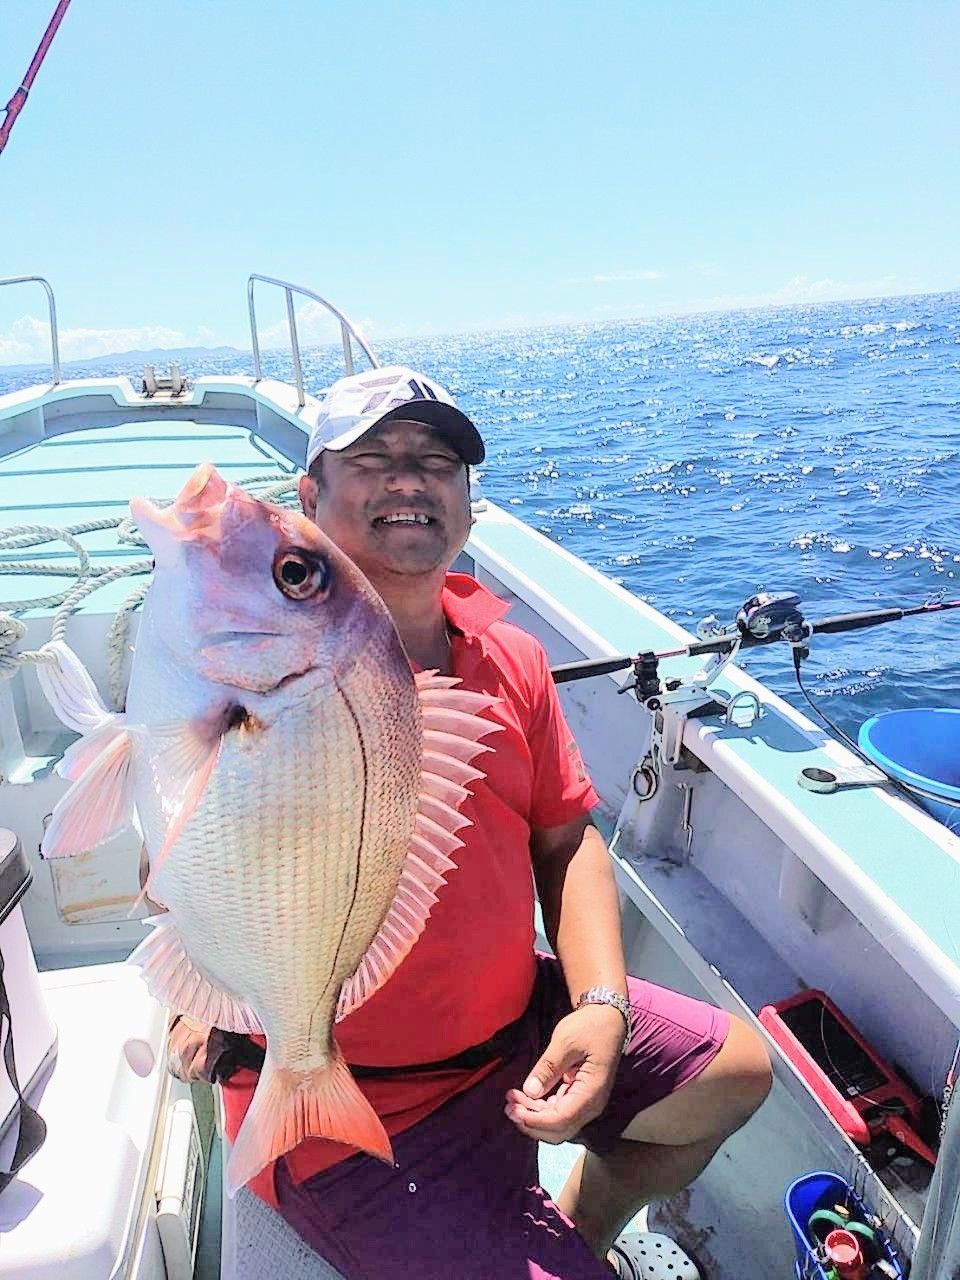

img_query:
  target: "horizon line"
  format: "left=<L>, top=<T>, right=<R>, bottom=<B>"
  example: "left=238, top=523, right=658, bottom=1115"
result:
left=0, top=283, right=957, bottom=373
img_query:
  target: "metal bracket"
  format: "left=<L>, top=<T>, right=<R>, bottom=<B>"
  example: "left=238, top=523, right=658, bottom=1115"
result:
left=677, top=782, right=695, bottom=855
left=141, top=363, right=187, bottom=398
left=798, top=764, right=888, bottom=794
left=724, top=689, right=763, bottom=727
left=651, top=686, right=725, bottom=766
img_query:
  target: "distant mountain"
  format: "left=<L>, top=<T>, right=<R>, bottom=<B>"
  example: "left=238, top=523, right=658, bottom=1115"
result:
left=0, top=345, right=247, bottom=376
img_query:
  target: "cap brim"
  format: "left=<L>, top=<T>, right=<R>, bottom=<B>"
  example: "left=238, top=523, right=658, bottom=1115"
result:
left=374, top=401, right=485, bottom=465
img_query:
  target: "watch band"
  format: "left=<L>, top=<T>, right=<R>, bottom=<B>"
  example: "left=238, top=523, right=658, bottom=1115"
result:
left=575, top=986, right=633, bottom=1051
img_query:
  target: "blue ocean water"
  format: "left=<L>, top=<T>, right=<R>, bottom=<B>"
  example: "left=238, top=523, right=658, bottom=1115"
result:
left=2, top=290, right=959, bottom=741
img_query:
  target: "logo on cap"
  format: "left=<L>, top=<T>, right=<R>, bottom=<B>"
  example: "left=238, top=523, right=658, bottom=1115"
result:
left=305, top=364, right=484, bottom=468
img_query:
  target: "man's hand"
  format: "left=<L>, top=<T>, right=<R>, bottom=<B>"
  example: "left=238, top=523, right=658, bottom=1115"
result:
left=504, top=1003, right=625, bottom=1144
left=166, top=1015, right=230, bottom=1083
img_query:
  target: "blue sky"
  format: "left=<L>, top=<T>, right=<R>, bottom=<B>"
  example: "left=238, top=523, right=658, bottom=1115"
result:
left=1, top=0, right=957, bottom=364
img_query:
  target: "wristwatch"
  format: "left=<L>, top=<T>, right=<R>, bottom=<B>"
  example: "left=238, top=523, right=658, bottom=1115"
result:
left=575, top=986, right=633, bottom=1052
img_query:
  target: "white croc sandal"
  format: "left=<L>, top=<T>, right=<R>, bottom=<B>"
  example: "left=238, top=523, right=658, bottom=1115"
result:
left=609, top=1232, right=702, bottom=1280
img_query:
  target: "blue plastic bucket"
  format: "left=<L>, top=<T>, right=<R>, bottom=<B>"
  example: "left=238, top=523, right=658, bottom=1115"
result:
left=784, top=1170, right=906, bottom=1280
left=859, top=708, right=960, bottom=827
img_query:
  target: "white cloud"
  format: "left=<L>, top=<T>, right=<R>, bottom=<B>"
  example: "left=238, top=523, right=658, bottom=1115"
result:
left=256, top=302, right=451, bottom=350
left=772, top=274, right=893, bottom=304
left=686, top=273, right=903, bottom=315
left=257, top=299, right=353, bottom=350
left=564, top=268, right=664, bottom=286
left=0, top=313, right=192, bottom=366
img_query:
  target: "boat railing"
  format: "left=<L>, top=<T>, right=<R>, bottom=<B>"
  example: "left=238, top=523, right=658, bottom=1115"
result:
left=247, top=274, right=380, bottom=408
left=0, top=275, right=61, bottom=384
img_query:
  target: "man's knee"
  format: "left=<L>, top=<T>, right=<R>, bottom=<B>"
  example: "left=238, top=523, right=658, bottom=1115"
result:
left=717, top=1014, right=772, bottom=1133
left=619, top=1013, right=771, bottom=1148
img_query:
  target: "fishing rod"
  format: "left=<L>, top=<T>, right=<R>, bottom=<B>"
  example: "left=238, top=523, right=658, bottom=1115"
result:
left=553, top=588, right=960, bottom=816
left=552, top=591, right=960, bottom=689
left=0, top=0, right=73, bottom=157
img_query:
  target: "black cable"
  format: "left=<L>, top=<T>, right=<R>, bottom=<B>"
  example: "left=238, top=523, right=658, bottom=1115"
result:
left=790, top=647, right=957, bottom=815
left=790, top=646, right=866, bottom=761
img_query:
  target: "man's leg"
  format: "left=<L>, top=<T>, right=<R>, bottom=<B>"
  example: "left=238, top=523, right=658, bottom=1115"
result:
left=555, top=1014, right=771, bottom=1256
left=275, top=1051, right=619, bottom=1280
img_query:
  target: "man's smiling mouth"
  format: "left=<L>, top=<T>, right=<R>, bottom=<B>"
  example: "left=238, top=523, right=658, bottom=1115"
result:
left=372, top=512, right=435, bottom=527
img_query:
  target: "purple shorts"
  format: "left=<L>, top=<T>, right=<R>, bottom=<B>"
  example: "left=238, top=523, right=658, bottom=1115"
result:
left=276, top=956, right=728, bottom=1280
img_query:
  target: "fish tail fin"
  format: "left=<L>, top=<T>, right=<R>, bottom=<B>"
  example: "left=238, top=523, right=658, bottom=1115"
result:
left=224, top=1048, right=393, bottom=1196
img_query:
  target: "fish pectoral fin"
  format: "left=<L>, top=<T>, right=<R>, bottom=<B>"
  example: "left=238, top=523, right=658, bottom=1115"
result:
left=336, top=672, right=501, bottom=1021
left=36, top=641, right=137, bottom=858
left=144, top=719, right=223, bottom=884
left=41, top=722, right=136, bottom=858
left=128, top=918, right=264, bottom=1034
left=224, top=1048, right=393, bottom=1197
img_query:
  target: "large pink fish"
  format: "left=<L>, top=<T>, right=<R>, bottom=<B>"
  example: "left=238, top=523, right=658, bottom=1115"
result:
left=38, top=463, right=499, bottom=1193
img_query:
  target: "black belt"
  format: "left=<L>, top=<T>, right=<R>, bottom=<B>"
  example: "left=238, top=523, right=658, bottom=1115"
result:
left=211, top=1011, right=528, bottom=1084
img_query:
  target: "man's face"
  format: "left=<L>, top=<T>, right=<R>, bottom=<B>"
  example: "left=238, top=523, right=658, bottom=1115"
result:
left=299, top=420, right=472, bottom=581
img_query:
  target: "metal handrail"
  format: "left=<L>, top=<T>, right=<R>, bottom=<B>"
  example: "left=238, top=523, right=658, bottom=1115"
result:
left=0, top=275, right=61, bottom=383
left=247, top=274, right=380, bottom=408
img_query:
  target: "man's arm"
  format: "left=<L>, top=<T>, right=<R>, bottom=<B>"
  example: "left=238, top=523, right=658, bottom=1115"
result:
left=533, top=815, right=627, bottom=1002
left=505, top=814, right=630, bottom=1143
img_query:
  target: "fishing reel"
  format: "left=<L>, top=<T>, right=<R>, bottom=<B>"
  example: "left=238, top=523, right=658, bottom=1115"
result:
left=696, top=590, right=805, bottom=644
left=618, top=592, right=811, bottom=763
left=735, top=590, right=807, bottom=645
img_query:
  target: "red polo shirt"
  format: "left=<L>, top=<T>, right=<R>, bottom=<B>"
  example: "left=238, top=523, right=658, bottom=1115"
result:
left=221, top=573, right=599, bottom=1205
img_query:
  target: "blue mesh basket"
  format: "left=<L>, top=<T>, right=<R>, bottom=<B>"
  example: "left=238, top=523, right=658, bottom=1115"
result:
left=784, top=1170, right=906, bottom=1280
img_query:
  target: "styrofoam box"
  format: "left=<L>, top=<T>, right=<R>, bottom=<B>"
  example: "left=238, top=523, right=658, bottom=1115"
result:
left=0, top=950, right=177, bottom=1278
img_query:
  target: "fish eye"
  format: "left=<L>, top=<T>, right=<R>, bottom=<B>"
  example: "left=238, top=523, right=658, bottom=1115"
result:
left=273, top=548, right=331, bottom=600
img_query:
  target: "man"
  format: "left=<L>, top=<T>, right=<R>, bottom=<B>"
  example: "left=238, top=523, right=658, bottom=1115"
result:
left=170, top=365, right=771, bottom=1278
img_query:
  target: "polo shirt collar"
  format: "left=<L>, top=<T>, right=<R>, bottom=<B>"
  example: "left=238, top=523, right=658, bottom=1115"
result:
left=442, top=572, right=510, bottom=638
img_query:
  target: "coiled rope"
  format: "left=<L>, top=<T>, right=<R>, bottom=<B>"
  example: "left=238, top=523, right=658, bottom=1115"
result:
left=0, top=473, right=299, bottom=709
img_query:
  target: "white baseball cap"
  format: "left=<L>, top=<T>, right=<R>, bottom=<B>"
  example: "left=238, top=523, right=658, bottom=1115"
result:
left=305, top=365, right=485, bottom=470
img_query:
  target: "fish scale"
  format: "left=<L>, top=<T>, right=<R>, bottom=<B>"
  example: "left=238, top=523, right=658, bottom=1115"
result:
left=153, top=667, right=419, bottom=1065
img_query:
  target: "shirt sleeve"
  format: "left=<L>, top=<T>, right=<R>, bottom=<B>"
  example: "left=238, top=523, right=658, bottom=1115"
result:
left=525, top=640, right=601, bottom=830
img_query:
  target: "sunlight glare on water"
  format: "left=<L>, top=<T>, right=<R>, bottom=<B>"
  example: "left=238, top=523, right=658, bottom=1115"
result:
left=2, top=290, right=958, bottom=739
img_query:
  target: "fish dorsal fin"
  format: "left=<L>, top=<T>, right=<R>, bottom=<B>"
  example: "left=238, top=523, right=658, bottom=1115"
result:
left=128, top=918, right=264, bottom=1034
left=335, top=672, right=501, bottom=1022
